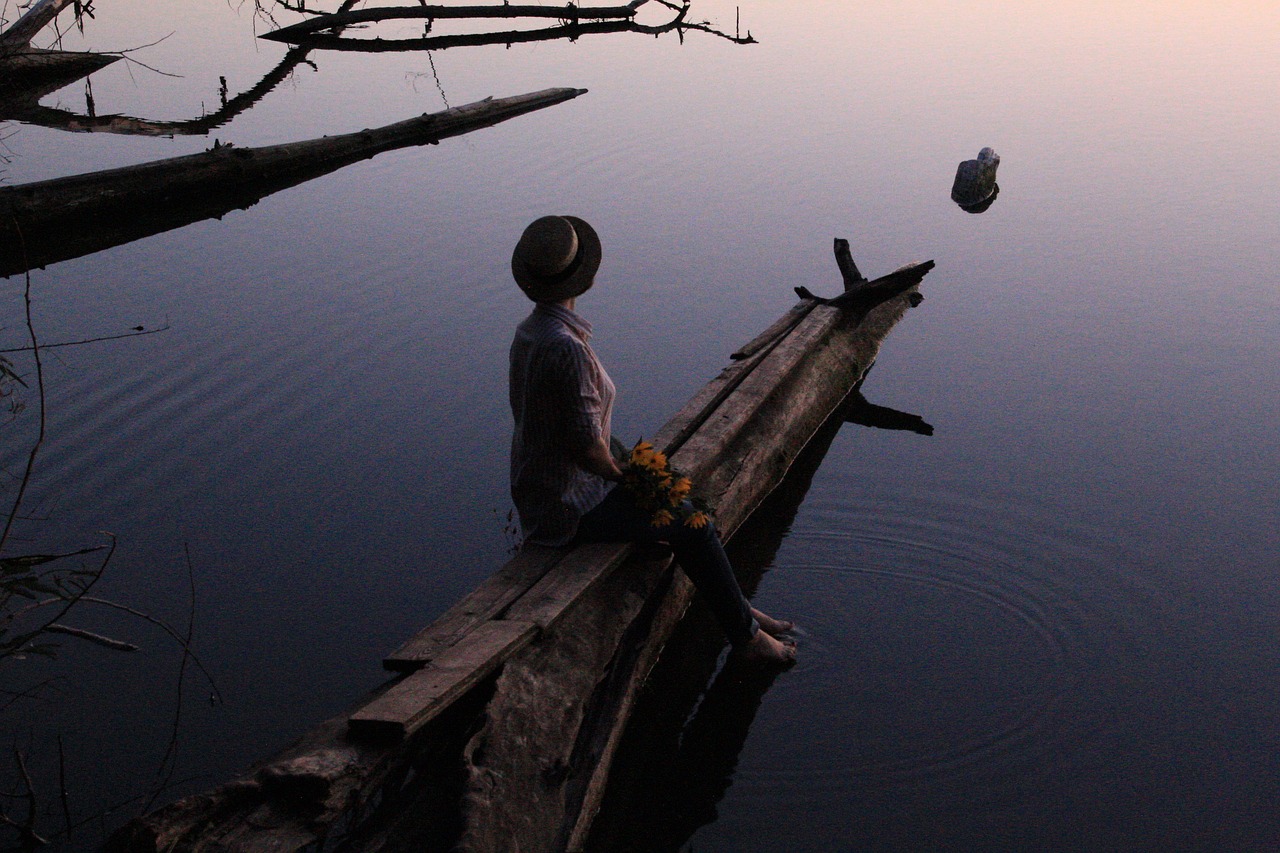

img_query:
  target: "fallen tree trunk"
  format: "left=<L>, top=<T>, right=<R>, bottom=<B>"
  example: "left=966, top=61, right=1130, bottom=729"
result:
left=0, top=87, right=587, bottom=277
left=108, top=247, right=932, bottom=852
left=262, top=0, right=649, bottom=42
left=459, top=256, right=933, bottom=852
left=259, top=0, right=752, bottom=52
left=0, top=0, right=77, bottom=47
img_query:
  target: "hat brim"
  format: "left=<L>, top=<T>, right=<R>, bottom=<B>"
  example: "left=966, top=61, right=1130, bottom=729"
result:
left=512, top=215, right=602, bottom=303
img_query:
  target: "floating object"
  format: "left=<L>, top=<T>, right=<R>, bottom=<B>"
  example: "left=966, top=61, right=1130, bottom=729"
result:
left=951, top=147, right=1000, bottom=212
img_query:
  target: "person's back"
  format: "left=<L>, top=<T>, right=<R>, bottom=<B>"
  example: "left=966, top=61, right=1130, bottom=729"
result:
left=508, top=302, right=613, bottom=546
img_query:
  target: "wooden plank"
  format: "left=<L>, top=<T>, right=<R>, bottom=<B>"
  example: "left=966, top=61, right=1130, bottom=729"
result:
left=383, top=544, right=563, bottom=671
left=728, top=299, right=817, bottom=361
left=350, top=619, right=539, bottom=740
left=502, top=542, right=634, bottom=630
left=672, top=304, right=842, bottom=480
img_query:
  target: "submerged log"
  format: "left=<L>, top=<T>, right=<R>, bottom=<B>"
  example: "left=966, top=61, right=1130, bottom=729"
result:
left=0, top=87, right=587, bottom=277
left=108, top=246, right=933, bottom=852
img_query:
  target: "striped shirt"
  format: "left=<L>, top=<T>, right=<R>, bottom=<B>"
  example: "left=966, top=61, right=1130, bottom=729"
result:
left=509, top=303, right=616, bottom=546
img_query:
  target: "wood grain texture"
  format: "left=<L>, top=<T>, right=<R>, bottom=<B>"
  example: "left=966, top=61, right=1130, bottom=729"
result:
left=383, top=545, right=563, bottom=671
left=352, top=620, right=539, bottom=740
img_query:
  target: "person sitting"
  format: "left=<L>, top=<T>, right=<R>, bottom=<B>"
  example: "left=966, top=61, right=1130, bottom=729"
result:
left=507, top=215, right=796, bottom=664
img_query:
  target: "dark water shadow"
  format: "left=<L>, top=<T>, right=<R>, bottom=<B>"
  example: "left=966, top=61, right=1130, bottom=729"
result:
left=585, top=384, right=932, bottom=852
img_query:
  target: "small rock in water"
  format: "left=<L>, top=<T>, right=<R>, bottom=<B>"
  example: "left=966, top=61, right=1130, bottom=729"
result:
left=951, top=147, right=1000, bottom=210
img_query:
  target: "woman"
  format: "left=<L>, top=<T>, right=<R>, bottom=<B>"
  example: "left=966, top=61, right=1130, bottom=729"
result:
left=508, top=215, right=796, bottom=664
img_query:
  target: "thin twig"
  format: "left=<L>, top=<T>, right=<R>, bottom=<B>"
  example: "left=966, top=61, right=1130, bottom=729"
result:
left=7, top=747, right=48, bottom=846
left=142, top=542, right=197, bottom=813
left=0, top=677, right=56, bottom=713
left=57, top=735, right=71, bottom=843
left=0, top=224, right=44, bottom=553
left=0, top=537, right=114, bottom=658
left=44, top=623, right=139, bottom=651
left=71, top=595, right=221, bottom=700
left=0, top=324, right=170, bottom=354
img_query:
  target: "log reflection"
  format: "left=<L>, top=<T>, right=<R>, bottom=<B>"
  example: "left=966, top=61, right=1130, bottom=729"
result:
left=1, top=0, right=363, bottom=135
left=587, top=386, right=932, bottom=851
left=3, top=45, right=319, bottom=136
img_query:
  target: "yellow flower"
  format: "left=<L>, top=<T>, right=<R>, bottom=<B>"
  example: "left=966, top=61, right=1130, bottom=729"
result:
left=684, top=511, right=710, bottom=529
left=652, top=509, right=675, bottom=527
left=671, top=477, right=692, bottom=500
left=631, top=442, right=655, bottom=467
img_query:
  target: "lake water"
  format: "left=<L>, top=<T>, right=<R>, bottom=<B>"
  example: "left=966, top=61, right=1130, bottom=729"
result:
left=2, top=0, right=1278, bottom=849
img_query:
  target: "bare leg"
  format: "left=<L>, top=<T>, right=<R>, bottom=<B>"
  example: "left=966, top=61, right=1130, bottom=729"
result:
left=751, top=607, right=794, bottom=638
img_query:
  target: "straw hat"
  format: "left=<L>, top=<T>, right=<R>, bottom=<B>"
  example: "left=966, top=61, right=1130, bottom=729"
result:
left=511, top=215, right=602, bottom=303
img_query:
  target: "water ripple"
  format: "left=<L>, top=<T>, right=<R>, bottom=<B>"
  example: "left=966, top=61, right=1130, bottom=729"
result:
left=740, top=483, right=1146, bottom=789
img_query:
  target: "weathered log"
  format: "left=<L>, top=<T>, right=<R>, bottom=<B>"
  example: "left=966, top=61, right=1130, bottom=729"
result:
left=259, top=0, right=752, bottom=52
left=0, top=87, right=587, bottom=277
left=458, top=255, right=933, bottom=852
left=262, top=0, right=649, bottom=42
left=0, top=0, right=77, bottom=47
left=107, top=245, right=932, bottom=852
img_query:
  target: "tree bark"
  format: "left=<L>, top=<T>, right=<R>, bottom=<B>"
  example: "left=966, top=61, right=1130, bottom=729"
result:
left=0, top=87, right=587, bottom=277
left=0, top=0, right=77, bottom=47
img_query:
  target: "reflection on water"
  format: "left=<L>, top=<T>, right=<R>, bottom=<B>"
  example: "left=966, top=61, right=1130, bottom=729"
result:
left=2, top=0, right=1279, bottom=849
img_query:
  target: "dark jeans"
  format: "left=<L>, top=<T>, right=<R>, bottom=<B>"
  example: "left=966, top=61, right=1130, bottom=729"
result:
left=575, top=485, right=758, bottom=647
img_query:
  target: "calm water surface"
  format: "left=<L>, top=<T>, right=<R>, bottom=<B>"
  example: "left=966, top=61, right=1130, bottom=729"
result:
left=1, top=0, right=1277, bottom=849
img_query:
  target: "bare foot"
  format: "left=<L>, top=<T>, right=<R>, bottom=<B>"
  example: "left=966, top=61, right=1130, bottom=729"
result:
left=737, top=627, right=797, bottom=666
left=751, top=607, right=795, bottom=638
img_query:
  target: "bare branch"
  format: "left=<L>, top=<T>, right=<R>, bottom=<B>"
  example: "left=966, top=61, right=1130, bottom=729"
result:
left=0, top=324, right=170, bottom=354
left=44, top=623, right=139, bottom=651
left=0, top=240, right=46, bottom=553
left=69, top=595, right=222, bottom=701
left=143, top=542, right=198, bottom=812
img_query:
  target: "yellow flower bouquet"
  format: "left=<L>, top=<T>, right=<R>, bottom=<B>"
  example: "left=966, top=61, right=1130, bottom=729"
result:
left=618, top=439, right=713, bottom=529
